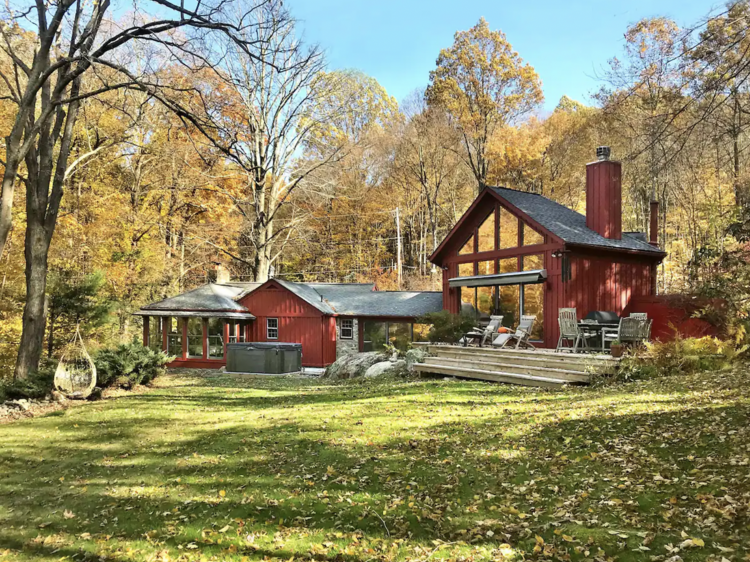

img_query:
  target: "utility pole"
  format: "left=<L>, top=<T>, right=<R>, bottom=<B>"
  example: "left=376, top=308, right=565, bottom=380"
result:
left=395, top=207, right=402, bottom=289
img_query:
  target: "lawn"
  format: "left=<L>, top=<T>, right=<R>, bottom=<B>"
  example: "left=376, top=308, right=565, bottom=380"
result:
left=0, top=367, right=748, bottom=562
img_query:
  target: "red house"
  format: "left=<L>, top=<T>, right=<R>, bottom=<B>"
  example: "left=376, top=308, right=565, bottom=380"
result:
left=429, top=147, right=667, bottom=349
left=136, top=279, right=442, bottom=369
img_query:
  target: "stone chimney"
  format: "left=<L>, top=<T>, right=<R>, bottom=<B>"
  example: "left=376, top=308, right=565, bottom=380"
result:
left=216, top=265, right=231, bottom=284
left=586, top=146, right=622, bottom=240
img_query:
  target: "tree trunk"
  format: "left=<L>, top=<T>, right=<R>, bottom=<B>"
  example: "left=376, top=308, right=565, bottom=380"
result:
left=15, top=219, right=50, bottom=379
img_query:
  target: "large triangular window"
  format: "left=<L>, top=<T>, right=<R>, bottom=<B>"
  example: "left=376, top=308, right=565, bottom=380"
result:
left=499, top=209, right=519, bottom=249
left=523, top=224, right=544, bottom=246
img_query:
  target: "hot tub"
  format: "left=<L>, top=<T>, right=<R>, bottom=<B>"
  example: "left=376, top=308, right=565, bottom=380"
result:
left=226, top=342, right=302, bottom=374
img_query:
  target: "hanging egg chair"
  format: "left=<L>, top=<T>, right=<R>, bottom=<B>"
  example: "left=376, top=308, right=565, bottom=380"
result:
left=54, top=326, right=97, bottom=399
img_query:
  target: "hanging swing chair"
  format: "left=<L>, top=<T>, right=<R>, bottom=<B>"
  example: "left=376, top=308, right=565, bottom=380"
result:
left=54, top=325, right=97, bottom=399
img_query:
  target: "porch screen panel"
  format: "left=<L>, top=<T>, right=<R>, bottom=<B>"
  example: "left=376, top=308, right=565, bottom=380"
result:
left=477, top=286, right=495, bottom=322
left=477, top=212, right=495, bottom=252
left=460, top=286, right=477, bottom=316
left=524, top=284, right=544, bottom=341
left=167, top=317, right=182, bottom=357
left=388, top=323, right=411, bottom=351
left=187, top=318, right=203, bottom=358
left=207, top=318, right=224, bottom=359
left=363, top=321, right=387, bottom=352
left=149, top=317, right=162, bottom=349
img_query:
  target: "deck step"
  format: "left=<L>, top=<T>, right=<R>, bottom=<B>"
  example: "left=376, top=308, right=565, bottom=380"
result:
left=422, top=357, right=591, bottom=383
left=430, top=350, right=614, bottom=374
left=413, top=363, right=569, bottom=388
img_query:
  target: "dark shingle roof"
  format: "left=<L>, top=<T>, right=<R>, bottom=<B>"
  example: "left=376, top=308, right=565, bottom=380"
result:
left=309, top=284, right=443, bottom=317
left=142, top=283, right=249, bottom=312
left=490, top=187, right=664, bottom=254
left=140, top=281, right=443, bottom=319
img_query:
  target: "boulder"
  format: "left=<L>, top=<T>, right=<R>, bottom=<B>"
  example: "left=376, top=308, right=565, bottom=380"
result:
left=51, top=390, right=68, bottom=403
left=324, top=352, right=388, bottom=380
left=9, top=399, right=31, bottom=411
left=365, top=359, right=408, bottom=378
left=405, top=348, right=428, bottom=370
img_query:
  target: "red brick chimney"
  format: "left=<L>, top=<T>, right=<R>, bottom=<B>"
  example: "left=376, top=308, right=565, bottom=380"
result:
left=586, top=146, right=622, bottom=240
left=649, top=200, right=659, bottom=247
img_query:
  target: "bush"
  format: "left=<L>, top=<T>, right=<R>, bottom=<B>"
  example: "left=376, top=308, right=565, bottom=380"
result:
left=94, top=342, right=172, bottom=389
left=417, top=311, right=477, bottom=344
left=0, top=358, right=56, bottom=400
left=601, top=336, right=745, bottom=384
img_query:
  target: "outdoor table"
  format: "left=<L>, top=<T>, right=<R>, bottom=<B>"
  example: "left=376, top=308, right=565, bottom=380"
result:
left=578, top=321, right=619, bottom=352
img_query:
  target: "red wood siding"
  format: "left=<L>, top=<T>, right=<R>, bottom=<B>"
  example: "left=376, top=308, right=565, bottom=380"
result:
left=585, top=160, right=622, bottom=240
left=564, top=251, right=654, bottom=319
left=238, top=280, right=336, bottom=368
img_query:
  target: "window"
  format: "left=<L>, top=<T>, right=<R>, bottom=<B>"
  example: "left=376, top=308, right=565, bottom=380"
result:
left=477, top=260, right=495, bottom=275
left=267, top=318, right=279, bottom=339
left=477, top=211, right=495, bottom=252
left=499, top=209, right=519, bottom=249
left=523, top=224, right=544, bottom=246
left=167, top=317, right=183, bottom=357
left=207, top=318, right=224, bottom=359
left=187, top=318, right=203, bottom=358
left=458, top=235, right=475, bottom=255
left=458, top=262, right=474, bottom=277
left=340, top=319, right=354, bottom=339
left=389, top=323, right=412, bottom=350
left=228, top=321, right=246, bottom=343
left=149, top=317, right=162, bottom=349
left=461, top=286, right=477, bottom=316
left=499, top=257, right=517, bottom=274
left=363, top=321, right=386, bottom=352
left=522, top=254, right=544, bottom=271
left=523, top=284, right=544, bottom=341
left=363, top=321, right=415, bottom=352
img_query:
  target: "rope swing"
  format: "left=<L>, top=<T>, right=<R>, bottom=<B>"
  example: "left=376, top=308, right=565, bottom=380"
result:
left=54, top=325, right=97, bottom=399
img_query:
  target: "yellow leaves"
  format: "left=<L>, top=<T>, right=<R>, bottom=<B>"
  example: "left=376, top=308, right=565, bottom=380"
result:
left=219, top=490, right=226, bottom=498
left=63, top=510, right=75, bottom=519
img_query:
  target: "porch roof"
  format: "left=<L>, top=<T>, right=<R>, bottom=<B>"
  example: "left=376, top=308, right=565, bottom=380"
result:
left=448, top=269, right=548, bottom=288
left=133, top=310, right=255, bottom=320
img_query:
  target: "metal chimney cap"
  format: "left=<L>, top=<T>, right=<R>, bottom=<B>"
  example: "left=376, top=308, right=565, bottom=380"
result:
left=596, top=146, right=611, bottom=161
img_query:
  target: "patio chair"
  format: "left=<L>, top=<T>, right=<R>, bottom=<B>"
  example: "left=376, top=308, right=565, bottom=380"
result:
left=492, top=315, right=536, bottom=349
left=602, top=317, right=650, bottom=349
left=556, top=308, right=597, bottom=352
left=460, top=315, right=504, bottom=347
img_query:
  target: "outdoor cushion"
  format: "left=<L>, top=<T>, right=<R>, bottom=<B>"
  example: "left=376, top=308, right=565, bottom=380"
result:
left=492, top=333, right=512, bottom=346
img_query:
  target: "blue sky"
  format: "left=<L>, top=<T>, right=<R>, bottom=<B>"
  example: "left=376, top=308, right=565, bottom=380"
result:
left=288, top=0, right=721, bottom=111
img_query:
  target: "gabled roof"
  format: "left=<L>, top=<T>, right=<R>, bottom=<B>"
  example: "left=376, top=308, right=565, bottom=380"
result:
left=489, top=187, right=664, bottom=255
left=270, top=279, right=336, bottom=314
left=141, top=283, right=250, bottom=312
left=430, top=186, right=665, bottom=264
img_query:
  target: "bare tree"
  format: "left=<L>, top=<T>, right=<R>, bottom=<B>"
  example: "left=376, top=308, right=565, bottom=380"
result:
left=0, top=0, right=278, bottom=379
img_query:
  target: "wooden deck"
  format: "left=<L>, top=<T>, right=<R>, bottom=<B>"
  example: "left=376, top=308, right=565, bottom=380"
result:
left=412, top=344, right=619, bottom=387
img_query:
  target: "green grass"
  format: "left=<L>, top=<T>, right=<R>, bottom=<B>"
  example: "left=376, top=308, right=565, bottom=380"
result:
left=1, top=367, right=749, bottom=562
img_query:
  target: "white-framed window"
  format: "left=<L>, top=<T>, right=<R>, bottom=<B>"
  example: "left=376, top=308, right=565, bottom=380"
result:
left=267, top=318, right=278, bottom=340
left=340, top=319, right=354, bottom=339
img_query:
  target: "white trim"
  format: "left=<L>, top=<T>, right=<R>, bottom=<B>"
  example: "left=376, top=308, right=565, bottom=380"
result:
left=340, top=318, right=354, bottom=340
left=267, top=318, right=279, bottom=340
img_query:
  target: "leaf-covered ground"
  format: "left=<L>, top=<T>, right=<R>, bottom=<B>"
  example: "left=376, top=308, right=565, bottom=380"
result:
left=0, top=367, right=749, bottom=562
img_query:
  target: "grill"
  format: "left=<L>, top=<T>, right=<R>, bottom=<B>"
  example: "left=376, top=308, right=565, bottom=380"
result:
left=226, top=342, right=302, bottom=374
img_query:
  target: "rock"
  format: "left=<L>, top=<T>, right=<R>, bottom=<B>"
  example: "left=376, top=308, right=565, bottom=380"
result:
left=9, top=399, right=31, bottom=411
left=51, top=390, right=68, bottom=403
left=324, top=352, right=389, bottom=380
left=405, top=348, right=428, bottom=370
left=365, top=359, right=408, bottom=378
left=87, top=387, right=104, bottom=401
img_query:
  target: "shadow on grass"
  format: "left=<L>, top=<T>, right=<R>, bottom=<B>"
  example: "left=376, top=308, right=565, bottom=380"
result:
left=0, top=373, right=748, bottom=561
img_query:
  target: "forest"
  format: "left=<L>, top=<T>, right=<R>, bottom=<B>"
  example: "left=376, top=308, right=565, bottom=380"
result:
left=0, top=0, right=749, bottom=379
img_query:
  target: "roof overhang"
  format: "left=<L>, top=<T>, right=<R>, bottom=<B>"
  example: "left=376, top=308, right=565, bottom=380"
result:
left=449, top=269, right=547, bottom=288
left=134, top=310, right=255, bottom=320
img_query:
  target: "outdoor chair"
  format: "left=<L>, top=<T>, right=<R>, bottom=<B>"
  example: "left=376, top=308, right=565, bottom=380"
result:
left=460, top=315, right=503, bottom=347
left=629, top=312, right=648, bottom=320
left=556, top=308, right=596, bottom=352
left=492, top=315, right=536, bottom=349
left=602, top=317, right=651, bottom=349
